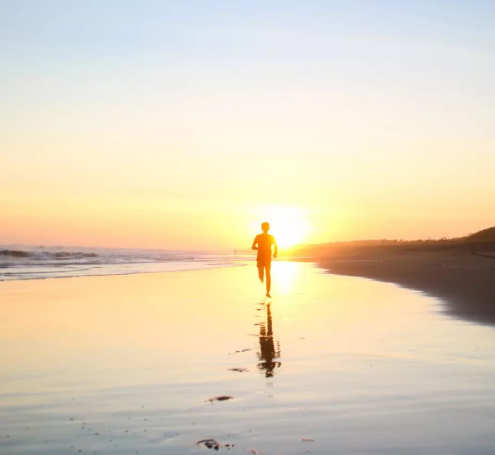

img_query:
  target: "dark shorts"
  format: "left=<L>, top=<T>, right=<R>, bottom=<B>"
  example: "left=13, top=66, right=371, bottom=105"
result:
left=257, top=259, right=271, bottom=269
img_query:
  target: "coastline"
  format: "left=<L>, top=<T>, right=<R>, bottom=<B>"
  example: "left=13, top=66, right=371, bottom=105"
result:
left=310, top=243, right=495, bottom=326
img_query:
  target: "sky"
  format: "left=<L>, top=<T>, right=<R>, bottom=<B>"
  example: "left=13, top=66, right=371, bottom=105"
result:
left=1, top=0, right=495, bottom=249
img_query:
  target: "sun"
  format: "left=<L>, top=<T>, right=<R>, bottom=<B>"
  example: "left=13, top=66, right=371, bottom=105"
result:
left=267, top=206, right=310, bottom=249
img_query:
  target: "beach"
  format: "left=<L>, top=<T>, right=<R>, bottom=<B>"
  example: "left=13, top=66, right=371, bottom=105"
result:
left=2, top=262, right=495, bottom=454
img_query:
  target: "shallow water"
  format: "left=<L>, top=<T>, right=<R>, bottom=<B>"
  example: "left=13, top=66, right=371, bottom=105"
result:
left=1, top=262, right=495, bottom=455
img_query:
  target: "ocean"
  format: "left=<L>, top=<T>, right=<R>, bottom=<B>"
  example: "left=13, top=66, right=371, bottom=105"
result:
left=0, top=245, right=247, bottom=281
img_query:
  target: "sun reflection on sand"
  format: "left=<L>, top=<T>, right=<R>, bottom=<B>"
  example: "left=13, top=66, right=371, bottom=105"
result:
left=272, top=261, right=299, bottom=295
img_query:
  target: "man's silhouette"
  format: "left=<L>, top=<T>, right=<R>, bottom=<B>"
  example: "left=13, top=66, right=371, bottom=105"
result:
left=251, top=222, right=278, bottom=297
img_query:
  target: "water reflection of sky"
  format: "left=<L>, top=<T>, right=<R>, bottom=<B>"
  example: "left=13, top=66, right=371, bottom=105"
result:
left=1, top=263, right=495, bottom=455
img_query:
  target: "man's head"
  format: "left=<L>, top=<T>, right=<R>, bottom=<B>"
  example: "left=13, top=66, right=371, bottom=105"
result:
left=261, top=222, right=270, bottom=233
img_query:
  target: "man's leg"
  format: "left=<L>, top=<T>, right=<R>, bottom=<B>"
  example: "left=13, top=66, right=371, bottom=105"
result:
left=265, top=262, right=272, bottom=296
left=257, top=263, right=264, bottom=283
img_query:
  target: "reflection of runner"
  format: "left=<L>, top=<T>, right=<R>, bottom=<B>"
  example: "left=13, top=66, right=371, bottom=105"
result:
left=257, top=303, right=281, bottom=377
left=251, top=222, right=278, bottom=297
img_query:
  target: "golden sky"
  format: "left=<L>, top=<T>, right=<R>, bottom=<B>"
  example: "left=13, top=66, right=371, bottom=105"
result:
left=1, top=1, right=495, bottom=249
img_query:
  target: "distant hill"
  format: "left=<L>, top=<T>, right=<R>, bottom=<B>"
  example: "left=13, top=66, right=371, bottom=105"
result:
left=283, top=225, right=495, bottom=257
left=468, top=226, right=495, bottom=242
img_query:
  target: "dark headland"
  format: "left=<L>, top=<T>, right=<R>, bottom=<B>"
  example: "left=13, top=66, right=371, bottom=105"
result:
left=288, top=227, right=495, bottom=326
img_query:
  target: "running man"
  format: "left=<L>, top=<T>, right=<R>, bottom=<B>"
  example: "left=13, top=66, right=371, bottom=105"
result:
left=251, top=222, right=278, bottom=297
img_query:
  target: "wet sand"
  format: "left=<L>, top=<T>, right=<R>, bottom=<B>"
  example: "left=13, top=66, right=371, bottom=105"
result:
left=313, top=243, right=495, bottom=325
left=1, top=263, right=495, bottom=454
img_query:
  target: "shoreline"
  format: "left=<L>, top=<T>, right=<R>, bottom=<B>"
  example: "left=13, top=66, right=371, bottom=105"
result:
left=310, top=243, right=495, bottom=326
left=3, top=248, right=494, bottom=328
left=0, top=261, right=247, bottom=283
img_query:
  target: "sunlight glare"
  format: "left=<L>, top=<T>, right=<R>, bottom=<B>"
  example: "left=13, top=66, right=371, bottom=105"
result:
left=265, top=206, right=310, bottom=248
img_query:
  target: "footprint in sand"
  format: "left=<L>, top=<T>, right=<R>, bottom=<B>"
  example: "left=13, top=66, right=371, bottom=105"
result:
left=197, top=439, right=220, bottom=450
left=197, top=439, right=235, bottom=450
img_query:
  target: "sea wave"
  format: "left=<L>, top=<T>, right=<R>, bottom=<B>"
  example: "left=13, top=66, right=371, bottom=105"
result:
left=0, top=249, right=98, bottom=260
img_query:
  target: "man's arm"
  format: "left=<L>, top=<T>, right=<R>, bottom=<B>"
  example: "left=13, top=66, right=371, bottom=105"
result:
left=251, top=236, right=259, bottom=250
left=273, top=237, right=278, bottom=258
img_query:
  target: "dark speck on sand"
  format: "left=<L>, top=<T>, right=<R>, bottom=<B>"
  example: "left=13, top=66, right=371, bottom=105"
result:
left=207, top=396, right=234, bottom=402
